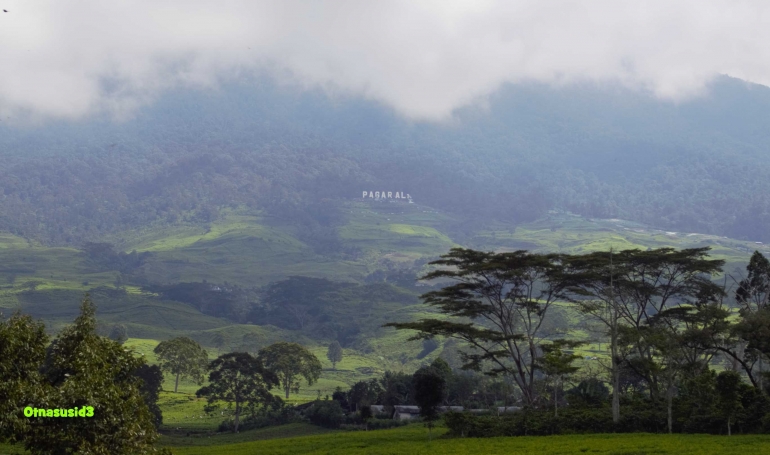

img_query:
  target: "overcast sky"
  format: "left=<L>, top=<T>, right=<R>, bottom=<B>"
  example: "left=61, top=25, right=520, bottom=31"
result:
left=1, top=0, right=769, bottom=122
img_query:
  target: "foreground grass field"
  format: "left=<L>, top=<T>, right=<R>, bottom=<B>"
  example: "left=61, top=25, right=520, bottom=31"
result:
left=162, top=424, right=770, bottom=455
left=4, top=424, right=770, bottom=454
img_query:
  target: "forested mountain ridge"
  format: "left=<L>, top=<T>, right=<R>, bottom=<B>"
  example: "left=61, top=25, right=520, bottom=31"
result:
left=1, top=75, right=770, bottom=247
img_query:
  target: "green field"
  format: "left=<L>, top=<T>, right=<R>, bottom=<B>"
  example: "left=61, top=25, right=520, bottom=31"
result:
left=1, top=204, right=762, bottom=296
left=5, top=423, right=770, bottom=454
left=158, top=424, right=770, bottom=455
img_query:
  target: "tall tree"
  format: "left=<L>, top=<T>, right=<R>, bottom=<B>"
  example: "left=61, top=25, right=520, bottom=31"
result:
left=133, top=364, right=164, bottom=428
left=536, top=340, right=583, bottom=417
left=413, top=366, right=446, bottom=440
left=348, top=379, right=382, bottom=412
left=379, top=371, right=413, bottom=416
left=326, top=341, right=343, bottom=370
left=733, top=251, right=770, bottom=390
left=30, top=296, right=166, bottom=454
left=565, top=247, right=724, bottom=420
left=257, top=342, right=322, bottom=399
left=386, top=248, right=569, bottom=406
left=199, top=352, right=279, bottom=433
left=716, top=370, right=743, bottom=436
left=154, top=336, right=209, bottom=393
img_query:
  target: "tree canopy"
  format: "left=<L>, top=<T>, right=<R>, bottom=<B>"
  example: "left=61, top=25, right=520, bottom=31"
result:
left=257, top=342, right=322, bottom=399
left=200, top=352, right=279, bottom=433
left=326, top=341, right=343, bottom=370
left=153, top=336, right=209, bottom=393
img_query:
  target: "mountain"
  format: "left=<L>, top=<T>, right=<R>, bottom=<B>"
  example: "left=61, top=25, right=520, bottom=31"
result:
left=1, top=75, right=770, bottom=249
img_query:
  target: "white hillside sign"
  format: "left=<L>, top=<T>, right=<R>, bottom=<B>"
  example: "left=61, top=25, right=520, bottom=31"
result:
left=362, top=191, right=411, bottom=200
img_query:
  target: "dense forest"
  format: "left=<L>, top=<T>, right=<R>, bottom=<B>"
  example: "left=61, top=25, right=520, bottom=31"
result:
left=2, top=75, right=770, bottom=247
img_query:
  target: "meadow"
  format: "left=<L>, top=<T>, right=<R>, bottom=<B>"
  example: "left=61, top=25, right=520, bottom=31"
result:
left=158, top=424, right=770, bottom=455
left=4, top=422, right=770, bottom=454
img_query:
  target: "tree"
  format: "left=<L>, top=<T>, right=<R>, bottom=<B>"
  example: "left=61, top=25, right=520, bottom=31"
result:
left=379, top=371, right=413, bottom=416
left=257, top=342, right=322, bottom=399
left=331, top=386, right=350, bottom=411
left=109, top=324, right=128, bottom=344
left=733, top=251, right=770, bottom=390
left=360, top=404, right=372, bottom=431
left=386, top=248, right=569, bottom=406
left=200, top=352, right=279, bottom=433
left=564, top=247, right=724, bottom=421
left=133, top=364, right=164, bottom=428
left=306, top=400, right=345, bottom=429
left=536, top=340, right=583, bottom=416
left=153, top=336, right=209, bottom=393
left=716, top=370, right=743, bottom=436
left=348, top=379, right=382, bottom=412
left=0, top=312, right=49, bottom=444
left=735, top=251, right=770, bottom=312
left=28, top=296, right=165, bottom=454
left=413, top=366, right=446, bottom=440
left=326, top=341, right=343, bottom=370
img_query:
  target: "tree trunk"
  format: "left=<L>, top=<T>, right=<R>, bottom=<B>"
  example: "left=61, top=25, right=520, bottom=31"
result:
left=333, top=361, right=336, bottom=371
left=554, top=379, right=558, bottom=417
left=234, top=402, right=241, bottom=433
left=666, top=384, right=674, bottom=434
left=285, top=387, right=290, bottom=399
left=610, top=248, right=620, bottom=424
left=175, top=372, right=180, bottom=393
left=728, top=417, right=731, bottom=436
left=611, top=326, right=620, bottom=424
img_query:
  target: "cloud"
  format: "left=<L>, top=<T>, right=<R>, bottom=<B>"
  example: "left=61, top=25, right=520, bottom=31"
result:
left=1, top=0, right=769, bottom=122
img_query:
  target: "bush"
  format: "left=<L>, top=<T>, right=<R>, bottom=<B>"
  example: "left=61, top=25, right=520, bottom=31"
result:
left=305, top=400, right=345, bottom=429
left=217, top=402, right=299, bottom=432
left=339, top=420, right=409, bottom=431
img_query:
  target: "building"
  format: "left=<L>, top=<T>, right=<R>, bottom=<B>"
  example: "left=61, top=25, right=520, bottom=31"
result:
left=393, top=406, right=421, bottom=420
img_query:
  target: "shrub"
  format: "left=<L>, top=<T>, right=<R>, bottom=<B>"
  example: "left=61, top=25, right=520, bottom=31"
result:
left=305, top=400, right=345, bottom=429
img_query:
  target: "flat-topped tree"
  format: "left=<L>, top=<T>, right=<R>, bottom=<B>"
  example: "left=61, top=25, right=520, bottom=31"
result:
left=385, top=248, right=570, bottom=406
left=154, top=336, right=208, bottom=393
left=563, top=247, right=725, bottom=417
left=258, top=342, right=322, bottom=399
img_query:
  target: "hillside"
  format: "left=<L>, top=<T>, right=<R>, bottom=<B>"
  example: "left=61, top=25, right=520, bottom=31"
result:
left=2, top=77, right=770, bottom=248
left=1, top=202, right=761, bottom=372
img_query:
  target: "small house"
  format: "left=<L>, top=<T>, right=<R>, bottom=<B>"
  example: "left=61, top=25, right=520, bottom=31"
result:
left=369, top=405, right=386, bottom=416
left=393, top=405, right=421, bottom=420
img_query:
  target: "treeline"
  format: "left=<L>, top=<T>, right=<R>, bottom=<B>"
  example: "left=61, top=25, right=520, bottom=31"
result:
left=1, top=298, right=328, bottom=450
left=386, top=247, right=770, bottom=436
left=144, top=277, right=419, bottom=347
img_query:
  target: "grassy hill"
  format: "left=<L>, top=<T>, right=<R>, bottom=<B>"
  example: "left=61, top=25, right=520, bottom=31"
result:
left=0, top=201, right=764, bottom=410
left=0, top=200, right=766, bottom=453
